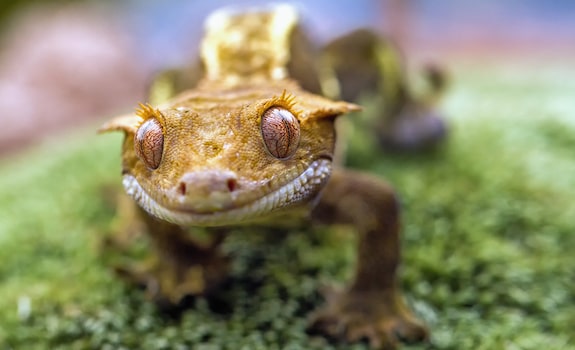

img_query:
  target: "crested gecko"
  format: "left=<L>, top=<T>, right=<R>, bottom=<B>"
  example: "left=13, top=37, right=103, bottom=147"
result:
left=100, top=5, right=431, bottom=349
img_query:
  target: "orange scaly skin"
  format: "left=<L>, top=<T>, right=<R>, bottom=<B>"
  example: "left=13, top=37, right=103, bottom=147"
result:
left=100, top=5, right=428, bottom=349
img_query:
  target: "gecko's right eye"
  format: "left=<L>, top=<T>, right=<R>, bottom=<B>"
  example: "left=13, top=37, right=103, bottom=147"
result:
left=261, top=107, right=300, bottom=159
left=134, top=118, right=164, bottom=169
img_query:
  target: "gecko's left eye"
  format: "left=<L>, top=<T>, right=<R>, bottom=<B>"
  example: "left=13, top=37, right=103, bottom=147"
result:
left=134, top=118, right=164, bottom=169
left=261, top=107, right=300, bottom=159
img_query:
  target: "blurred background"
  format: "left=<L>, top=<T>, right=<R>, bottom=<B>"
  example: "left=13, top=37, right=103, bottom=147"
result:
left=1, top=2, right=575, bottom=348
left=0, top=0, right=574, bottom=155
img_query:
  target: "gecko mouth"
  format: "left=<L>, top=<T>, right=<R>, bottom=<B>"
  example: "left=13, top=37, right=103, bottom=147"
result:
left=122, top=159, right=332, bottom=226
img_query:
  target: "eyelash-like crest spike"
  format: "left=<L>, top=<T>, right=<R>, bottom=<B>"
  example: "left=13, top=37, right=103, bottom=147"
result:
left=279, top=90, right=297, bottom=110
left=261, top=90, right=303, bottom=119
left=135, top=103, right=162, bottom=120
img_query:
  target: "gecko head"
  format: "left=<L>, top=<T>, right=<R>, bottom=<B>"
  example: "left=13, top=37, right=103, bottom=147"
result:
left=100, top=81, right=359, bottom=226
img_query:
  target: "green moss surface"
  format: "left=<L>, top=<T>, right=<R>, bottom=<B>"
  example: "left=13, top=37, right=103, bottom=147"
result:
left=1, top=62, right=574, bottom=349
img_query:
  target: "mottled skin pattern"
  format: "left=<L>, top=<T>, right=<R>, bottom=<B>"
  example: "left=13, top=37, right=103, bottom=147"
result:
left=100, top=5, right=428, bottom=349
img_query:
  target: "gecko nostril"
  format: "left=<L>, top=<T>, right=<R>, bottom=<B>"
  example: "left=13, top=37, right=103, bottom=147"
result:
left=178, top=182, right=187, bottom=196
left=226, top=178, right=238, bottom=192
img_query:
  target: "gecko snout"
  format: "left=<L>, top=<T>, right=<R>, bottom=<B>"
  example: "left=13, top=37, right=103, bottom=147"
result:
left=176, top=170, right=239, bottom=197
left=174, top=170, right=240, bottom=213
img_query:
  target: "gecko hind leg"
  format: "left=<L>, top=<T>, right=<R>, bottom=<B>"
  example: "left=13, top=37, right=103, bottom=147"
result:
left=323, top=29, right=448, bottom=152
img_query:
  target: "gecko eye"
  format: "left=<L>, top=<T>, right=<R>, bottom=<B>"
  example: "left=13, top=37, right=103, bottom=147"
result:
left=261, top=107, right=300, bottom=159
left=134, top=118, right=164, bottom=169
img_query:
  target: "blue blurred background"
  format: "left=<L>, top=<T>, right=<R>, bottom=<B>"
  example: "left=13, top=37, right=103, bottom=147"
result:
left=103, top=0, right=575, bottom=68
left=117, top=0, right=575, bottom=67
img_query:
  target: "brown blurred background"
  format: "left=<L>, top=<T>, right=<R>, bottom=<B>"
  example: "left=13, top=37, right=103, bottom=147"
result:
left=0, top=0, right=573, bottom=155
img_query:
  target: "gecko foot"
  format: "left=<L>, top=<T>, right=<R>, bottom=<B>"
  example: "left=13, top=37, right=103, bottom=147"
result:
left=114, top=236, right=229, bottom=308
left=308, top=287, right=428, bottom=349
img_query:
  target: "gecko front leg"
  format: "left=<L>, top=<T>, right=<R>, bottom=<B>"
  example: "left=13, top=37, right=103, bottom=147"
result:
left=309, top=169, right=428, bottom=349
left=110, top=203, right=230, bottom=307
